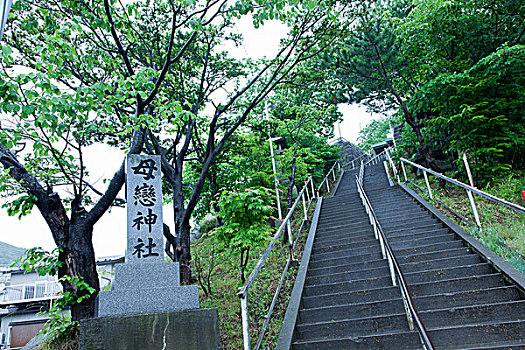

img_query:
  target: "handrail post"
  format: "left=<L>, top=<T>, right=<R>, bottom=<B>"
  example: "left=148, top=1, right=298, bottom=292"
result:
left=423, top=171, right=433, bottom=201
left=311, top=178, right=318, bottom=198
left=462, top=153, right=482, bottom=231
left=332, top=167, right=336, bottom=181
left=304, top=182, right=310, bottom=203
left=325, top=178, right=330, bottom=194
left=302, top=192, right=307, bottom=221
left=401, top=292, right=415, bottom=330
left=401, top=161, right=408, bottom=182
left=387, top=253, right=397, bottom=286
left=240, top=293, right=251, bottom=350
left=372, top=216, right=379, bottom=240
left=377, top=225, right=386, bottom=257
left=386, top=148, right=400, bottom=183
left=286, top=218, right=295, bottom=262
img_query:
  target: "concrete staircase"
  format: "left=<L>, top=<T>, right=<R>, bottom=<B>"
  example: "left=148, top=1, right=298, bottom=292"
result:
left=287, top=165, right=525, bottom=349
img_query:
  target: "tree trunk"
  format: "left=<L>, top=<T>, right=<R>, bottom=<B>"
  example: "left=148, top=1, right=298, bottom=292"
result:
left=178, top=221, right=193, bottom=284
left=404, top=114, right=442, bottom=173
left=60, top=222, right=100, bottom=321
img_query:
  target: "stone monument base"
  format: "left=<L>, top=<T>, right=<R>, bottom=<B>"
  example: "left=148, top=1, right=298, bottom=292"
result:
left=79, top=308, right=220, bottom=350
left=96, top=261, right=200, bottom=317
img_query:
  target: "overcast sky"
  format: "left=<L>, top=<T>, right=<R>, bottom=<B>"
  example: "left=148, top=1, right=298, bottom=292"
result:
left=0, top=14, right=379, bottom=258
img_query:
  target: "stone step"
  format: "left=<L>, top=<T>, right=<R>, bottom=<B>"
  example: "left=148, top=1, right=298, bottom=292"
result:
left=301, top=285, right=401, bottom=309
left=294, top=313, right=410, bottom=342
left=394, top=240, right=465, bottom=256
left=318, top=211, right=369, bottom=221
left=292, top=331, right=422, bottom=350
left=315, top=224, right=374, bottom=242
left=312, top=238, right=378, bottom=254
left=420, top=300, right=525, bottom=329
left=309, top=251, right=383, bottom=269
left=389, top=233, right=456, bottom=250
left=396, top=247, right=471, bottom=264
left=316, top=220, right=376, bottom=232
left=303, top=275, right=393, bottom=297
left=307, top=254, right=480, bottom=278
left=380, top=219, right=441, bottom=233
left=409, top=274, right=506, bottom=297
left=377, top=213, right=437, bottom=226
left=386, top=228, right=451, bottom=241
left=306, top=265, right=390, bottom=286
left=299, top=297, right=406, bottom=324
left=302, top=274, right=506, bottom=309
left=313, top=233, right=380, bottom=248
left=403, top=263, right=493, bottom=285
left=299, top=286, right=519, bottom=325
left=384, top=224, right=447, bottom=237
left=310, top=244, right=382, bottom=263
left=308, top=259, right=490, bottom=286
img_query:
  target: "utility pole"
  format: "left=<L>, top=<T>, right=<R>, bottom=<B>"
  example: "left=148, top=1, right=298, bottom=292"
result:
left=265, top=102, right=283, bottom=221
left=0, top=0, right=13, bottom=40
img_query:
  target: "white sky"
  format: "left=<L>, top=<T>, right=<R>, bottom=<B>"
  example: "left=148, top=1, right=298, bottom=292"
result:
left=0, top=15, right=378, bottom=258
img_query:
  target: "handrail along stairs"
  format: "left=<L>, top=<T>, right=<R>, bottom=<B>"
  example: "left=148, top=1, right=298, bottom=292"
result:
left=355, top=174, right=435, bottom=350
left=238, top=161, right=342, bottom=350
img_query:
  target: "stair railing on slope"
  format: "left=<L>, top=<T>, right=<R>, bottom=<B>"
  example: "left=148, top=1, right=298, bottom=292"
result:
left=364, top=148, right=388, bottom=167
left=345, top=152, right=371, bottom=170
left=385, top=147, right=401, bottom=183
left=398, top=158, right=525, bottom=231
left=316, top=161, right=341, bottom=197
left=355, top=176, right=435, bottom=350
left=238, top=163, right=343, bottom=350
left=359, top=148, right=390, bottom=183
left=359, top=159, right=364, bottom=184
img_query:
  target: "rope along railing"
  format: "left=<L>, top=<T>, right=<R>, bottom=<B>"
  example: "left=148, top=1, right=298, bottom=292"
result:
left=398, top=158, right=525, bottom=232
left=355, top=176, right=435, bottom=350
left=238, top=162, right=342, bottom=350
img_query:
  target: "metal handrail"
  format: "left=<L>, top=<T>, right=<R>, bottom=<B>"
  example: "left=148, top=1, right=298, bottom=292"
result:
left=238, top=178, right=313, bottom=297
left=364, top=148, right=388, bottom=167
left=317, top=161, right=341, bottom=195
left=343, top=152, right=371, bottom=169
left=359, top=159, right=364, bottom=184
left=355, top=176, right=435, bottom=350
left=400, top=158, right=525, bottom=215
left=238, top=162, right=343, bottom=350
left=385, top=148, right=400, bottom=183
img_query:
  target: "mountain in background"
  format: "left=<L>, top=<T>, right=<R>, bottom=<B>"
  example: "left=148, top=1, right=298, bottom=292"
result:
left=0, top=241, right=26, bottom=267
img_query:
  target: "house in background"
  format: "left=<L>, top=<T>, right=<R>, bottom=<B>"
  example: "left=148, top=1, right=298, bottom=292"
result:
left=0, top=268, right=59, bottom=349
left=0, top=256, right=123, bottom=349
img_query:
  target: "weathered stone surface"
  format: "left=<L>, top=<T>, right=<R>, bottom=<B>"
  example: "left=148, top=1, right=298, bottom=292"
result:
left=110, top=261, right=180, bottom=291
left=98, top=155, right=200, bottom=318
left=80, top=308, right=220, bottom=350
left=126, top=154, right=164, bottom=264
left=97, top=285, right=199, bottom=317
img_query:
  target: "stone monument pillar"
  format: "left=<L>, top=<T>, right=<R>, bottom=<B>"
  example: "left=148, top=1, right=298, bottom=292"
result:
left=97, top=154, right=199, bottom=317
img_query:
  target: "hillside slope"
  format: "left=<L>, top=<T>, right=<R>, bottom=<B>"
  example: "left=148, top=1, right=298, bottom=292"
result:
left=0, top=241, right=26, bottom=267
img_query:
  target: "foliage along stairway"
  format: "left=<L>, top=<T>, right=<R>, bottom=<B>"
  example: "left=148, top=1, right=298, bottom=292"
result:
left=282, top=164, right=525, bottom=349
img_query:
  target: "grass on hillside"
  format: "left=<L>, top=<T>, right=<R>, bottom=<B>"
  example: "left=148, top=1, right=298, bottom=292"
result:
left=192, top=176, right=338, bottom=349
left=401, top=167, right=525, bottom=273
left=194, top=202, right=315, bottom=349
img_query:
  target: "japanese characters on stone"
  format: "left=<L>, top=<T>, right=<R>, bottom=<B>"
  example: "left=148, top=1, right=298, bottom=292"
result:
left=126, top=155, right=164, bottom=263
